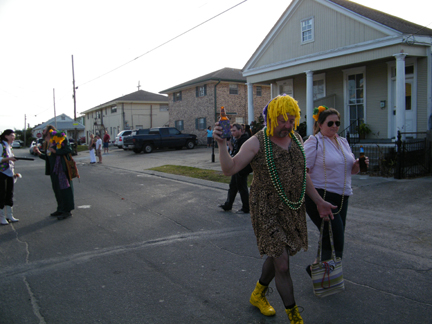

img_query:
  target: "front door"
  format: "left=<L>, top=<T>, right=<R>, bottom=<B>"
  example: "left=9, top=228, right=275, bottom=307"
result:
left=390, top=77, right=416, bottom=138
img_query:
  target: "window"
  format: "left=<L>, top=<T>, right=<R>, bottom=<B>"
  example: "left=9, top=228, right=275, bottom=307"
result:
left=196, top=117, right=206, bottom=130
left=111, top=106, right=117, bottom=113
left=175, top=120, right=184, bottom=130
left=229, top=84, right=238, bottom=95
left=277, top=79, right=293, bottom=96
left=256, top=86, right=262, bottom=97
left=169, top=128, right=180, bottom=135
left=173, top=91, right=182, bottom=102
left=61, top=115, right=65, bottom=120
left=313, top=73, right=326, bottom=100
left=160, top=104, right=168, bottom=112
left=301, top=17, right=314, bottom=44
left=97, top=112, right=101, bottom=119
left=87, top=114, right=89, bottom=120
left=196, top=85, right=207, bottom=97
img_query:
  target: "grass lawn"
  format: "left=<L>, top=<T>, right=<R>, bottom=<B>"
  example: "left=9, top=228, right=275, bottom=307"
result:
left=149, top=165, right=253, bottom=186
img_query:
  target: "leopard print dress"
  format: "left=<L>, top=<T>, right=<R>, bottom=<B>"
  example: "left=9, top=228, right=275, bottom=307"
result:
left=249, top=130, right=308, bottom=258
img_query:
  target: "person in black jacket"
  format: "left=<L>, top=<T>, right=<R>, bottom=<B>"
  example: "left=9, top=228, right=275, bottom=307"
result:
left=33, top=125, right=75, bottom=220
left=218, top=124, right=250, bottom=214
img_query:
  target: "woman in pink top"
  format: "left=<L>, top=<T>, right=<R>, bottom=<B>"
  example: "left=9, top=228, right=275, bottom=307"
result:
left=303, top=107, right=368, bottom=275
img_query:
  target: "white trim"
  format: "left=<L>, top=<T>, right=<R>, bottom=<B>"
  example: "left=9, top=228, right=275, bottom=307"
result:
left=318, top=0, right=401, bottom=36
left=243, top=35, right=403, bottom=77
left=301, top=16, right=314, bottom=44
left=387, top=57, right=418, bottom=137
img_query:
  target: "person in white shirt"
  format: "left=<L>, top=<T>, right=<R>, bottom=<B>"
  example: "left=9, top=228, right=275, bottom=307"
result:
left=95, top=134, right=103, bottom=164
left=304, top=106, right=369, bottom=276
left=0, top=129, right=19, bottom=225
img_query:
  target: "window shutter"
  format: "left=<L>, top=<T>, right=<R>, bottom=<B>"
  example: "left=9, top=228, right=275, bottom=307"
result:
left=204, top=117, right=207, bottom=129
left=195, top=119, right=198, bottom=129
left=204, top=84, right=207, bottom=95
left=173, top=93, right=175, bottom=102
left=196, top=87, right=199, bottom=97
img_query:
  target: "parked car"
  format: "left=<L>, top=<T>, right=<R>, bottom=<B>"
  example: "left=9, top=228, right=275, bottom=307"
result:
left=115, top=130, right=132, bottom=149
left=123, top=129, right=149, bottom=150
left=126, top=127, right=198, bottom=154
left=12, top=140, right=22, bottom=148
left=29, top=139, right=44, bottom=155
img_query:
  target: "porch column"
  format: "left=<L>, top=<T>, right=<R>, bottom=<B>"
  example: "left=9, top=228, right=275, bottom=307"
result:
left=305, top=70, right=314, bottom=136
left=247, top=83, right=254, bottom=124
left=427, top=46, right=432, bottom=130
left=394, top=53, right=407, bottom=139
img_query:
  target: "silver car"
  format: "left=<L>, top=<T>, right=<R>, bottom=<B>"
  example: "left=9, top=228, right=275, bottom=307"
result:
left=115, top=130, right=132, bottom=149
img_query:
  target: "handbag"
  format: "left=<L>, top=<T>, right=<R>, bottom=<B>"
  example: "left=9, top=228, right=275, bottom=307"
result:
left=311, top=219, right=345, bottom=297
left=64, top=154, right=80, bottom=180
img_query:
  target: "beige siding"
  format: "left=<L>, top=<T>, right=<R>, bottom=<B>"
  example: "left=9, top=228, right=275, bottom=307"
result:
left=254, top=0, right=389, bottom=69
left=365, top=62, right=388, bottom=138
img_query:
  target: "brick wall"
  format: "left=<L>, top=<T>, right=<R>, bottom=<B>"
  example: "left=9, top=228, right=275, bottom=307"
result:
left=168, top=82, right=271, bottom=145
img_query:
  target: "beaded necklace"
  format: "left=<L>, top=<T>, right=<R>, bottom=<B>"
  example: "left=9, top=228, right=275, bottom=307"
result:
left=321, top=134, right=347, bottom=215
left=263, top=127, right=307, bottom=210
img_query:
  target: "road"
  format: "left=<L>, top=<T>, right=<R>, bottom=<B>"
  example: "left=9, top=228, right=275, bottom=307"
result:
left=1, top=146, right=431, bottom=323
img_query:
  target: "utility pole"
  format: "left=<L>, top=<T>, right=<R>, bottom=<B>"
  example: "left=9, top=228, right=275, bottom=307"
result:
left=53, top=88, right=57, bottom=129
left=72, top=55, right=77, bottom=141
left=24, top=114, right=26, bottom=146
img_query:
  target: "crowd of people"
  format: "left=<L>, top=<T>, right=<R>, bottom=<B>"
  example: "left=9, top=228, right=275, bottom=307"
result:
left=3, top=94, right=368, bottom=323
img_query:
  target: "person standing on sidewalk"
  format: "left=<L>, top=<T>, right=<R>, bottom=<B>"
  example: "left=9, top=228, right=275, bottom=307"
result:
left=95, top=134, right=102, bottom=163
left=89, top=134, right=96, bottom=164
left=218, top=124, right=250, bottom=214
left=103, top=130, right=110, bottom=154
left=213, top=95, right=335, bottom=323
left=0, top=129, right=19, bottom=225
left=205, top=126, right=213, bottom=148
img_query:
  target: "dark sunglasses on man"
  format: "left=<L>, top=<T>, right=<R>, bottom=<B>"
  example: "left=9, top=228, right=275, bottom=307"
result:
left=327, top=121, right=340, bottom=127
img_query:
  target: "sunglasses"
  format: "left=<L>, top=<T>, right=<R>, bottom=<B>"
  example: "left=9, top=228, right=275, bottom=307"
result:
left=327, top=121, right=340, bottom=127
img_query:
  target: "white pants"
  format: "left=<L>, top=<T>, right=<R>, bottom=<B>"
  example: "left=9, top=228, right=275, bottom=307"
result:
left=89, top=149, right=96, bottom=163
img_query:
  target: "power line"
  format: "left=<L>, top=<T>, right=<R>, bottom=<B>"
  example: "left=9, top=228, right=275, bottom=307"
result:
left=78, top=0, right=248, bottom=88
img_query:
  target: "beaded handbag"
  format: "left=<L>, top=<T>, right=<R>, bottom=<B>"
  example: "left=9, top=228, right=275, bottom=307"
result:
left=311, top=219, right=345, bottom=297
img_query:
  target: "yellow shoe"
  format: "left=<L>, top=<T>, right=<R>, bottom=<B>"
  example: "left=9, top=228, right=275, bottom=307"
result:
left=286, top=305, right=304, bottom=324
left=249, top=281, right=276, bottom=316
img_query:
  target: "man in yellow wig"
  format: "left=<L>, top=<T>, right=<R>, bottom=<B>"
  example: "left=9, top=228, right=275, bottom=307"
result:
left=213, top=95, right=335, bottom=323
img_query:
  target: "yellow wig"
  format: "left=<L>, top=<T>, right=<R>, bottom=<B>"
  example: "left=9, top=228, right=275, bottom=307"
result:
left=264, top=95, right=301, bottom=136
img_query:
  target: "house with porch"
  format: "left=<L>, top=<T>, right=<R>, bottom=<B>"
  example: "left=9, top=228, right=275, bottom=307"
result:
left=242, top=0, right=432, bottom=142
left=81, top=90, right=169, bottom=143
left=32, top=113, right=85, bottom=140
left=159, top=67, right=271, bottom=145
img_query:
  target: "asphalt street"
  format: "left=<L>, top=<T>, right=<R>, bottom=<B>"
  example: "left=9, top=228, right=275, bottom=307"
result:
left=0, top=145, right=431, bottom=324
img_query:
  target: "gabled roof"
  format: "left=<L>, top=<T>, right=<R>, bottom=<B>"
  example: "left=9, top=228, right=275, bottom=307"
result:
left=329, top=0, right=432, bottom=36
left=34, top=114, right=85, bottom=131
left=82, top=90, right=169, bottom=113
left=159, top=67, right=246, bottom=94
left=243, top=0, right=432, bottom=72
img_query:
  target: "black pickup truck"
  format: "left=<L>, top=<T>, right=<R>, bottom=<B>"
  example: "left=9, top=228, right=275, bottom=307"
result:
left=123, top=127, right=198, bottom=153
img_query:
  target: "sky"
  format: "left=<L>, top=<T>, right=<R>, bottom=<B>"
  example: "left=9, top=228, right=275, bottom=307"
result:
left=1, top=0, right=431, bottom=133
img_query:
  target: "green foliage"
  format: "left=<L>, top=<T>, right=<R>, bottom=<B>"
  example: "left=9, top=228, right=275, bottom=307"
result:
left=357, top=122, right=372, bottom=135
